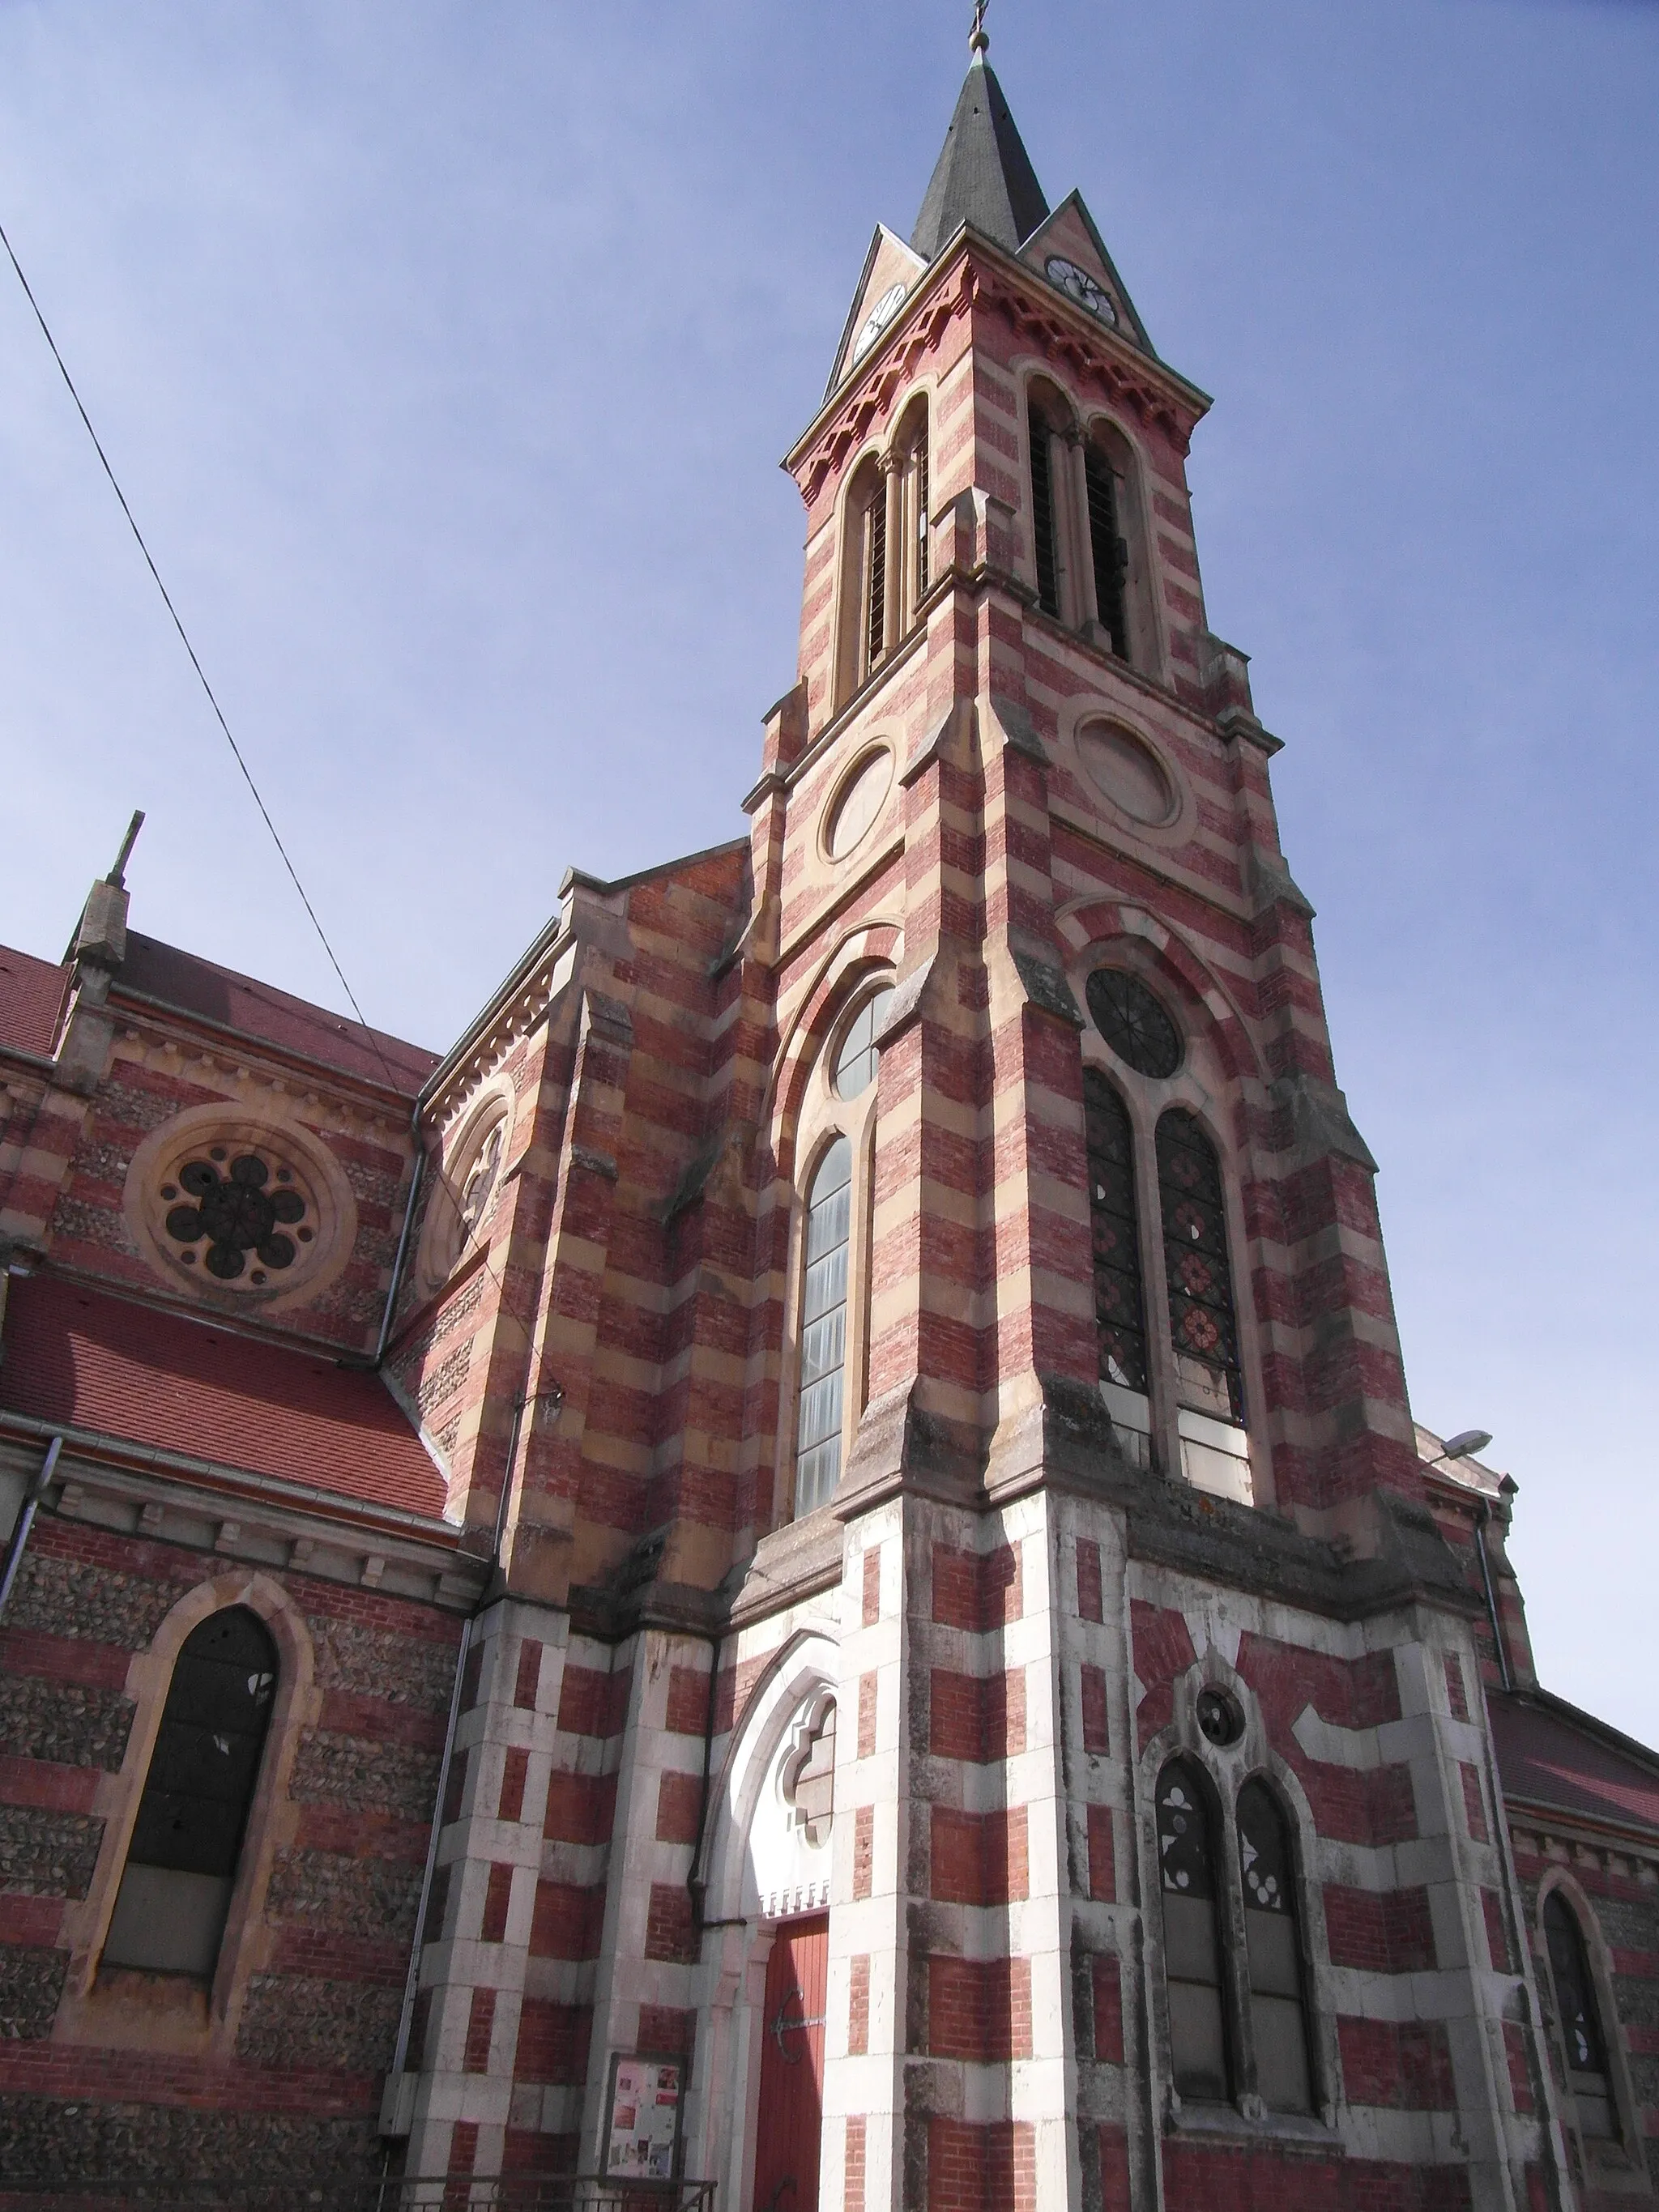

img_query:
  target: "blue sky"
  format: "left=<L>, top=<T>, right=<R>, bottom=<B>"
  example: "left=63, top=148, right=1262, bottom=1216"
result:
left=2, top=1, right=1655, bottom=1733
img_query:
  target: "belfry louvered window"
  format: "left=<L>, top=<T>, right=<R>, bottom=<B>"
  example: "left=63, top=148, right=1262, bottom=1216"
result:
left=1084, top=1070, right=1147, bottom=1394
left=1085, top=445, right=1129, bottom=660
left=1237, top=1779, right=1313, bottom=2112
left=1157, top=1758, right=1229, bottom=2101
left=913, top=431, right=930, bottom=601
left=1028, top=403, right=1062, bottom=619
left=795, top=1136, right=853, bottom=1518
left=864, top=484, right=888, bottom=674
left=103, top=1607, right=278, bottom=1978
left=1156, top=1109, right=1243, bottom=1423
left=1545, top=1892, right=1618, bottom=2140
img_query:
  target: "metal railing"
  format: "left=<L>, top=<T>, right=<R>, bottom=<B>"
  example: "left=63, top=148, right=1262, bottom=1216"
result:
left=0, top=2180, right=715, bottom=2212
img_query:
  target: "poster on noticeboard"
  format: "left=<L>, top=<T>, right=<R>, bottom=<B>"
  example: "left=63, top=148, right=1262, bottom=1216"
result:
left=602, top=2052, right=684, bottom=2181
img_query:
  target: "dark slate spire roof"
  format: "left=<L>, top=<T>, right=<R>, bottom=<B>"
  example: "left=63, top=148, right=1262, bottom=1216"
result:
left=911, top=54, right=1049, bottom=260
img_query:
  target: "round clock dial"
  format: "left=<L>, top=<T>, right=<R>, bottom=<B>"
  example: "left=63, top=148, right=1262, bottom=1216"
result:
left=1045, top=254, right=1118, bottom=328
left=851, top=281, right=906, bottom=364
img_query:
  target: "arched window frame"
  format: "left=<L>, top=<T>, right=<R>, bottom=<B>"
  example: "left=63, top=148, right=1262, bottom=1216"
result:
left=1535, top=1869, right=1642, bottom=2170
left=1074, top=961, right=1267, bottom=1506
left=58, top=1575, right=315, bottom=2050
left=1021, top=371, right=1160, bottom=680
left=778, top=970, right=895, bottom=1524
left=833, top=392, right=936, bottom=712
left=1142, top=1679, right=1331, bottom=2129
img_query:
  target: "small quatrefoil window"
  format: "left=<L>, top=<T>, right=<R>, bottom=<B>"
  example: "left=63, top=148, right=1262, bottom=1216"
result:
left=162, top=1151, right=309, bottom=1284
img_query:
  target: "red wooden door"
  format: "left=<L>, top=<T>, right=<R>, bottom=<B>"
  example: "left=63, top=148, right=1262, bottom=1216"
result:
left=751, top=1913, right=829, bottom=2212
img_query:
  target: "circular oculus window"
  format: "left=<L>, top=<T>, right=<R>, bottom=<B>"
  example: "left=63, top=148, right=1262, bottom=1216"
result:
left=1086, top=968, right=1183, bottom=1080
left=824, top=748, right=893, bottom=861
left=1076, top=720, right=1176, bottom=826
left=125, top=1107, right=356, bottom=1305
left=1196, top=1686, right=1244, bottom=1746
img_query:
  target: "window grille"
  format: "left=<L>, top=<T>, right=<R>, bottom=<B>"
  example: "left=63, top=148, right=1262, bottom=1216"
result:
left=795, top=1136, right=853, bottom=1517
left=914, top=433, right=930, bottom=599
left=1156, top=1110, right=1243, bottom=1423
left=1028, top=408, right=1061, bottom=619
left=1083, top=1070, right=1147, bottom=1392
left=1545, top=1892, right=1618, bottom=2138
left=102, top=1606, right=278, bottom=1978
left=1236, top=1779, right=1313, bottom=2112
left=1156, top=1759, right=1229, bottom=2102
left=1084, top=445, right=1129, bottom=658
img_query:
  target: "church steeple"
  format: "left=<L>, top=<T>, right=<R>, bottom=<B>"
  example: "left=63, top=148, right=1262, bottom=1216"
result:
left=910, top=38, right=1049, bottom=260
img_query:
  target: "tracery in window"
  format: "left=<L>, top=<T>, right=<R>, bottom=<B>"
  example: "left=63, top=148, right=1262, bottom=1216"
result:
left=1157, top=1110, right=1243, bottom=1424
left=163, top=1150, right=309, bottom=1285
left=1084, top=1070, right=1146, bottom=1394
left=1087, top=968, right=1182, bottom=1080
left=1157, top=1758, right=1229, bottom=2102
left=782, top=1700, right=837, bottom=1847
left=1545, top=1891, right=1618, bottom=2140
left=103, top=1607, right=278, bottom=1980
left=834, top=987, right=894, bottom=1100
left=795, top=1136, right=853, bottom=1518
left=1236, top=1779, right=1313, bottom=2112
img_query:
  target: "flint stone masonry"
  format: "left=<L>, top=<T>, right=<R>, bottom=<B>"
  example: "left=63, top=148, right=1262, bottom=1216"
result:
left=288, top=1730, right=441, bottom=1821
left=0, top=1675, right=134, bottom=1771
left=0, top=1805, right=103, bottom=1897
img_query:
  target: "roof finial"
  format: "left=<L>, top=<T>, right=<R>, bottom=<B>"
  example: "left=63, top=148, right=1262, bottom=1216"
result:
left=969, top=0, right=990, bottom=58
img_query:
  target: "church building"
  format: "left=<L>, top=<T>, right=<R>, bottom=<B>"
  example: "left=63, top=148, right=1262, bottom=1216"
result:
left=2, top=30, right=1657, bottom=2212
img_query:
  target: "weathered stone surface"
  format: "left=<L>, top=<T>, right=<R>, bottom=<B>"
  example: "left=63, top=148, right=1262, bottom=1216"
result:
left=236, top=1971, right=402, bottom=2071
left=0, top=2099, right=380, bottom=2183
left=308, top=1616, right=454, bottom=1709
left=0, top=1944, right=68, bottom=2039
left=265, top=1845, right=422, bottom=1937
left=0, top=1805, right=104, bottom=1897
left=5, top=1551, right=187, bottom=1649
left=288, top=1728, right=439, bottom=1820
left=0, top=1677, right=134, bottom=1770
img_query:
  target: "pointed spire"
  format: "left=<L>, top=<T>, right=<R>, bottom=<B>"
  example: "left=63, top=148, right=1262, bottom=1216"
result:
left=911, top=32, right=1049, bottom=262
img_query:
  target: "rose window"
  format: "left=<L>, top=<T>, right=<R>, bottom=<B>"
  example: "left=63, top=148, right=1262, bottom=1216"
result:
left=161, top=1150, right=312, bottom=1285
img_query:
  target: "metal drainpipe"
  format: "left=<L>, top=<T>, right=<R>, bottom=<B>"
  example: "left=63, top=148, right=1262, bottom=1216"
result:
left=685, top=1630, right=724, bottom=1936
left=371, top=1118, right=427, bottom=1370
left=1475, top=1499, right=1514, bottom=1693
left=382, top=1383, right=561, bottom=2113
left=0, top=1434, right=62, bottom=1621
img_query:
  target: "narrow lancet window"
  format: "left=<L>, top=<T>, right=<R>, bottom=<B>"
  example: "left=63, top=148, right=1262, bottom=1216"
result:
left=795, top=1136, right=853, bottom=1517
left=1157, top=1758, right=1229, bottom=2102
left=1156, top=1110, right=1243, bottom=1423
left=1028, top=403, right=1061, bottom=619
left=1545, top=1893, right=1618, bottom=2139
left=103, top=1607, right=278, bottom=1978
left=1085, top=445, right=1128, bottom=659
left=1084, top=1070, right=1148, bottom=1397
left=1237, top=1780, right=1313, bottom=2112
left=914, top=430, right=930, bottom=601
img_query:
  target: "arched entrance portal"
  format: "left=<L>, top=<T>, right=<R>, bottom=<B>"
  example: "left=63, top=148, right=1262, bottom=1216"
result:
left=752, top=1912, right=829, bottom=2212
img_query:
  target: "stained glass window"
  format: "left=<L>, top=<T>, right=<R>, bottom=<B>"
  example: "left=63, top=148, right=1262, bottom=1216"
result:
left=1156, top=1110, right=1243, bottom=1422
left=795, top=1137, right=853, bottom=1519
left=1083, top=1071, right=1147, bottom=1393
left=103, top=1608, right=278, bottom=1979
left=1156, top=1759, right=1228, bottom=2102
left=1545, top=1892, right=1617, bottom=2139
left=1236, top=1780, right=1312, bottom=2112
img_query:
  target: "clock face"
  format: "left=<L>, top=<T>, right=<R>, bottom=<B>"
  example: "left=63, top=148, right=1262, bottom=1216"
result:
left=851, top=281, right=907, bottom=364
left=1045, top=254, right=1118, bottom=328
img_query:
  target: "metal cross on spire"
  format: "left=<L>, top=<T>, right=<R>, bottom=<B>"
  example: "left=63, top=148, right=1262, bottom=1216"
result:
left=970, top=0, right=990, bottom=57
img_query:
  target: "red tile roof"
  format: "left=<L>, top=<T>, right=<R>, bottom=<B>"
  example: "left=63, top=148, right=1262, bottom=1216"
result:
left=0, top=944, right=70, bottom=1061
left=1491, top=1690, right=1659, bottom=1840
left=0, top=1276, right=450, bottom=1524
left=117, top=932, right=437, bottom=1094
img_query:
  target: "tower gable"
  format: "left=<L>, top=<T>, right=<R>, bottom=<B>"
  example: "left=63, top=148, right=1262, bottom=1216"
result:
left=826, top=224, right=928, bottom=395
left=1018, top=191, right=1156, bottom=357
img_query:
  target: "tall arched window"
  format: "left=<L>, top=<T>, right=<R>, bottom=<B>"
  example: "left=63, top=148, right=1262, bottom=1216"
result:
left=911, top=420, right=930, bottom=604
left=1544, top=1892, right=1618, bottom=2140
left=1027, top=390, right=1066, bottom=620
left=1236, top=1780, right=1313, bottom=2112
left=1156, top=1110, right=1243, bottom=1425
left=103, top=1606, right=278, bottom=1978
left=1084, top=1069, right=1150, bottom=1467
left=1083, top=441, right=1128, bottom=662
left=795, top=1136, right=854, bottom=1518
left=1156, top=1758, right=1229, bottom=2102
